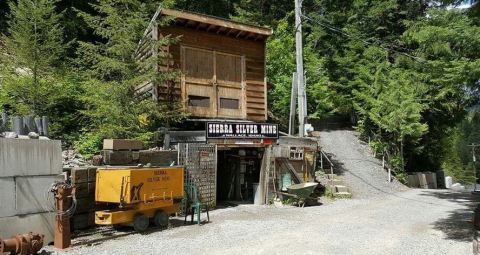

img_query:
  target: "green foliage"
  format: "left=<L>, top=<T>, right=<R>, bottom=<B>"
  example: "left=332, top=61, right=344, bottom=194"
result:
left=2, top=0, right=65, bottom=115
left=0, top=0, right=479, bottom=177
left=76, top=0, right=186, bottom=149
left=74, top=131, right=103, bottom=159
left=441, top=111, right=480, bottom=184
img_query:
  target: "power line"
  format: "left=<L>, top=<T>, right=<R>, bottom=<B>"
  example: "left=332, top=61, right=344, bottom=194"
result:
left=301, top=15, right=426, bottom=62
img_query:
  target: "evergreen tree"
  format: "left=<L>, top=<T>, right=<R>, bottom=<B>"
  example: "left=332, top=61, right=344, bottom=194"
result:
left=75, top=0, right=185, bottom=154
left=2, top=0, right=65, bottom=115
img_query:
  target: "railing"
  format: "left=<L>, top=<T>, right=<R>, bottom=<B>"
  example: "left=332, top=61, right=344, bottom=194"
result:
left=319, top=150, right=335, bottom=190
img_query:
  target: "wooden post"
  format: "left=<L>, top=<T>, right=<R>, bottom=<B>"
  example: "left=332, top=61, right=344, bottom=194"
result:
left=54, top=186, right=74, bottom=249
left=295, top=0, right=306, bottom=137
left=382, top=154, right=385, bottom=170
left=289, top=73, right=297, bottom=136
left=320, top=152, right=323, bottom=171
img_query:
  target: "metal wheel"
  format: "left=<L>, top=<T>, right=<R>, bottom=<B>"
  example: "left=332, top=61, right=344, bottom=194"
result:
left=133, top=214, right=149, bottom=232
left=153, top=211, right=169, bottom=227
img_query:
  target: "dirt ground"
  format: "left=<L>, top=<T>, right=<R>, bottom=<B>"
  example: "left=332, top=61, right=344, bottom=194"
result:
left=44, top=189, right=478, bottom=255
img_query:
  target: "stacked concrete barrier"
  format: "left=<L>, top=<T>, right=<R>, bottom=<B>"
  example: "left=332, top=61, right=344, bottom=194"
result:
left=407, top=172, right=437, bottom=189
left=0, top=138, right=62, bottom=244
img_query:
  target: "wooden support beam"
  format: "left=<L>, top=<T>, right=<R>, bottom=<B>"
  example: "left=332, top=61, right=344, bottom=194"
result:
left=216, top=27, right=227, bottom=34
left=236, top=30, right=244, bottom=38
left=161, top=8, right=272, bottom=37
left=226, top=28, right=237, bottom=36
left=206, top=24, right=216, bottom=32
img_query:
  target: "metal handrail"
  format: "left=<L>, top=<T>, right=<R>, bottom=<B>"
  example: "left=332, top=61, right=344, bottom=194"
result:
left=320, top=149, right=334, bottom=168
left=319, top=150, right=335, bottom=190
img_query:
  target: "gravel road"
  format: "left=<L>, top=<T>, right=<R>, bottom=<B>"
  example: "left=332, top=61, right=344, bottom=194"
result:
left=46, top=189, right=477, bottom=255
left=44, top=129, right=476, bottom=255
left=317, top=129, right=409, bottom=198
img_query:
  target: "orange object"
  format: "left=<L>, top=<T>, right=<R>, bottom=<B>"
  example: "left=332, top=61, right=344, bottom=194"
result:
left=0, top=232, right=44, bottom=255
left=53, top=185, right=75, bottom=249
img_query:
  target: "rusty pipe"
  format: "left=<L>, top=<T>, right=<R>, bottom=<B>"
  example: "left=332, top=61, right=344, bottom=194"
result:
left=0, top=232, right=44, bottom=255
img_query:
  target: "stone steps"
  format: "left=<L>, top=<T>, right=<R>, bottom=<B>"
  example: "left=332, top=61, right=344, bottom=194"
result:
left=318, top=171, right=353, bottom=199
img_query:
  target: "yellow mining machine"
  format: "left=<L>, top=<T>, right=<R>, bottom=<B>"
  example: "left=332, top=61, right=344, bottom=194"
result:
left=94, top=167, right=184, bottom=231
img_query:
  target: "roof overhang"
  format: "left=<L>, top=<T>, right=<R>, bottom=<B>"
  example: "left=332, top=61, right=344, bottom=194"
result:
left=148, top=7, right=272, bottom=41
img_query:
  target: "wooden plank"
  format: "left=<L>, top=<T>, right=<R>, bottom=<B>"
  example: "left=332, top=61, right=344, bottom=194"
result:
left=247, top=103, right=265, bottom=110
left=246, top=91, right=265, bottom=98
left=246, top=85, right=265, bottom=92
left=247, top=108, right=266, bottom=115
left=72, top=212, right=95, bottom=230
left=74, top=182, right=96, bottom=199
left=160, top=8, right=272, bottom=37
left=247, top=112, right=266, bottom=116
left=246, top=80, right=265, bottom=86
left=70, top=168, right=96, bottom=184
left=246, top=97, right=265, bottom=104
left=161, top=26, right=265, bottom=57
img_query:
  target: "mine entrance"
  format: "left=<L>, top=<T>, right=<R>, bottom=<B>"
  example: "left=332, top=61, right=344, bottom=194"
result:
left=216, top=148, right=264, bottom=203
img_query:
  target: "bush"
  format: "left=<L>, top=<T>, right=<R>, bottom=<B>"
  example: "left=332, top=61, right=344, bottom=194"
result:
left=74, top=131, right=103, bottom=159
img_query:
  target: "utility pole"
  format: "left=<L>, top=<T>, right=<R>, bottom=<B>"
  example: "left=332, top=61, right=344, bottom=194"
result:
left=295, top=0, right=306, bottom=137
left=289, top=73, right=297, bottom=136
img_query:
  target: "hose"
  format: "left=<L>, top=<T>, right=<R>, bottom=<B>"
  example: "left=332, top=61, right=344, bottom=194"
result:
left=44, top=181, right=77, bottom=217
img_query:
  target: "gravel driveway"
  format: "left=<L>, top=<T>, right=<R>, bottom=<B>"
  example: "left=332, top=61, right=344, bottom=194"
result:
left=46, top=189, right=477, bottom=255
left=44, top=129, right=476, bottom=255
left=317, top=129, right=408, bottom=198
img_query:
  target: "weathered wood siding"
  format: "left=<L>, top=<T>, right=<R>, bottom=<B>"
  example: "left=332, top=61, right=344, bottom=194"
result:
left=158, top=25, right=267, bottom=121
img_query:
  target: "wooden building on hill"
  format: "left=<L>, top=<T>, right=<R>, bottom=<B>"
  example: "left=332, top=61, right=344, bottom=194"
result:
left=135, top=8, right=317, bottom=207
left=136, top=8, right=272, bottom=121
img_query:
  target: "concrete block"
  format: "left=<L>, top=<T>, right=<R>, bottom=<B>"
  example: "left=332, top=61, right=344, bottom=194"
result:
left=425, top=172, right=437, bottom=189
left=16, top=175, right=64, bottom=215
left=334, top=185, right=349, bottom=193
left=417, top=173, right=428, bottom=188
left=0, top=139, right=62, bottom=177
left=407, top=174, right=420, bottom=188
left=103, top=139, right=143, bottom=150
left=0, top=178, right=16, bottom=218
left=101, top=150, right=134, bottom=165
left=0, top=212, right=55, bottom=244
left=138, top=150, right=178, bottom=166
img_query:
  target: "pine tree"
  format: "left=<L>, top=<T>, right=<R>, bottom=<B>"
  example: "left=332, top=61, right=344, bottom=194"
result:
left=75, top=0, right=185, bottom=149
left=3, top=0, right=65, bottom=115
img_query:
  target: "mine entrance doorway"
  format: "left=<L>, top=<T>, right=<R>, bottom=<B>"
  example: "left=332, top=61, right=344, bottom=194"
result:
left=216, top=148, right=263, bottom=203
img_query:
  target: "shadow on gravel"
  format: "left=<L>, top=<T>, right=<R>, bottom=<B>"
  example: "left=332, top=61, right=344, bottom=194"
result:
left=71, top=218, right=208, bottom=247
left=419, top=190, right=480, bottom=242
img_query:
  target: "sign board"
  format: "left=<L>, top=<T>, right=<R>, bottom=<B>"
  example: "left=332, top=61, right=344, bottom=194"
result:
left=207, top=122, right=279, bottom=139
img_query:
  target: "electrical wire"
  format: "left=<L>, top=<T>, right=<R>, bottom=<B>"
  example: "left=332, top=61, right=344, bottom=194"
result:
left=44, top=181, right=77, bottom=217
left=301, top=15, right=427, bottom=62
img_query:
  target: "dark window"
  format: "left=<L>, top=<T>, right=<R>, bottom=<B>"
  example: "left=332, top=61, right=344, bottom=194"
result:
left=188, top=95, right=210, bottom=107
left=220, top=98, right=240, bottom=109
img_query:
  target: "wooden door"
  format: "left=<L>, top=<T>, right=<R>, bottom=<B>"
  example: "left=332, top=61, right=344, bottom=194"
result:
left=182, top=46, right=245, bottom=119
left=215, top=52, right=245, bottom=118
left=182, top=47, right=216, bottom=117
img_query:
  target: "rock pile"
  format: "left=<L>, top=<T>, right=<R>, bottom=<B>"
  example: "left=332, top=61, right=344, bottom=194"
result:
left=62, top=150, right=89, bottom=168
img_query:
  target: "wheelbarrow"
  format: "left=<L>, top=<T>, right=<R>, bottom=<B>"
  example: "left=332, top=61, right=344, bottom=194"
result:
left=277, top=182, right=318, bottom=207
